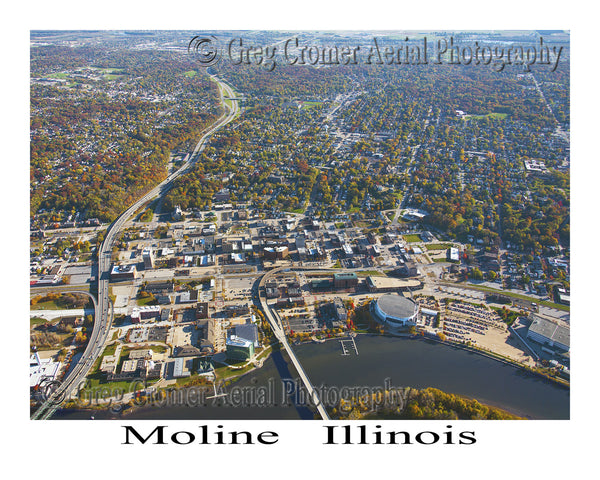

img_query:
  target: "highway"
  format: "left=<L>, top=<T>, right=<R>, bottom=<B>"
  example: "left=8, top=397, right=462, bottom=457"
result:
left=31, top=73, right=239, bottom=420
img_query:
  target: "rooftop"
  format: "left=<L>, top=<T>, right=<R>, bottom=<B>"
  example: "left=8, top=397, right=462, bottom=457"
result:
left=226, top=335, right=253, bottom=348
left=111, top=264, right=136, bottom=274
left=376, top=294, right=417, bottom=319
left=528, top=314, right=570, bottom=348
left=30, top=354, right=60, bottom=388
left=367, top=276, right=421, bottom=290
left=334, top=272, right=358, bottom=280
left=235, top=324, right=259, bottom=346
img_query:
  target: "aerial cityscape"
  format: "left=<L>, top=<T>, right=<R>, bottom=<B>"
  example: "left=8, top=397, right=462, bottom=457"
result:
left=30, top=30, right=570, bottom=420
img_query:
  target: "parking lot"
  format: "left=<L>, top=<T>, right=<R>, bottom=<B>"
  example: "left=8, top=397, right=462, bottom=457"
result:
left=223, top=276, right=255, bottom=300
left=64, top=264, right=94, bottom=284
left=172, top=324, right=199, bottom=347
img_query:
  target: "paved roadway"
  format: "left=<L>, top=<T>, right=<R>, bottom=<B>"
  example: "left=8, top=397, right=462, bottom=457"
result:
left=31, top=290, right=102, bottom=419
left=391, top=144, right=420, bottom=225
left=255, top=266, right=350, bottom=420
left=31, top=74, right=239, bottom=420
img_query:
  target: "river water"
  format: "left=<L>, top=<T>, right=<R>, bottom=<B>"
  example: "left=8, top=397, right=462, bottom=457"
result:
left=53, top=335, right=569, bottom=420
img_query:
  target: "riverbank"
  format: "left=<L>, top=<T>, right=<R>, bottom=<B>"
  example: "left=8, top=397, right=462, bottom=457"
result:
left=304, top=326, right=568, bottom=389
left=53, top=332, right=569, bottom=420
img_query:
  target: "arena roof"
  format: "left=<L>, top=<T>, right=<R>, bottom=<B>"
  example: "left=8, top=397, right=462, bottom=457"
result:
left=376, top=294, right=417, bottom=320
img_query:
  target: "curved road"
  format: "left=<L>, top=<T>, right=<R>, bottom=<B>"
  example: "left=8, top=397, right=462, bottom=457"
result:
left=32, top=74, right=240, bottom=419
left=256, top=266, right=341, bottom=420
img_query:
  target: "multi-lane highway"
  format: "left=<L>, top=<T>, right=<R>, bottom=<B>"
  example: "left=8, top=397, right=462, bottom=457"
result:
left=31, top=74, right=240, bottom=420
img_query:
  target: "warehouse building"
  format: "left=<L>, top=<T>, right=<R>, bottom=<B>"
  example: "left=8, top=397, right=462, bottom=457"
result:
left=526, top=314, right=570, bottom=352
left=130, top=305, right=161, bottom=323
left=110, top=264, right=137, bottom=281
left=366, top=276, right=422, bottom=292
left=334, top=272, right=358, bottom=289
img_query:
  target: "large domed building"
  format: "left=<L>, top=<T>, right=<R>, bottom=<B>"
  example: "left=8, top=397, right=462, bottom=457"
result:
left=372, top=294, right=418, bottom=332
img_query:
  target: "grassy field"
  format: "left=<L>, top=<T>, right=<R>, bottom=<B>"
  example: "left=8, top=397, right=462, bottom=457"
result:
left=357, top=270, right=385, bottom=277
left=93, top=67, right=125, bottom=74
left=31, top=296, right=91, bottom=310
left=31, top=285, right=93, bottom=294
left=103, top=74, right=124, bottom=81
left=30, top=316, right=50, bottom=327
left=301, top=101, right=323, bottom=109
left=214, top=362, right=254, bottom=380
left=136, top=295, right=157, bottom=306
left=183, top=70, right=197, bottom=77
left=137, top=199, right=157, bottom=222
left=286, top=207, right=306, bottom=214
left=403, top=234, right=422, bottom=243
left=216, top=80, right=240, bottom=112
left=31, top=299, right=63, bottom=310
left=465, top=112, right=508, bottom=120
left=426, top=243, right=454, bottom=250
left=353, top=220, right=372, bottom=228
left=103, top=343, right=119, bottom=357
left=46, top=72, right=69, bottom=79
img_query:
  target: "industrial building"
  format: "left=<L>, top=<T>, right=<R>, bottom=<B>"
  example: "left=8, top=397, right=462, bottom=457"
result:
left=447, top=247, right=460, bottom=262
left=173, top=357, right=191, bottom=378
left=526, top=314, right=570, bottom=352
left=142, top=247, right=154, bottom=269
left=310, top=278, right=334, bottom=291
left=108, top=358, right=163, bottom=381
left=178, top=290, right=199, bottom=303
left=366, top=276, right=422, bottom=292
left=333, top=297, right=347, bottom=322
left=145, top=282, right=174, bottom=294
left=34, top=274, right=62, bottom=286
left=333, top=272, right=358, bottom=289
left=196, top=302, right=209, bottom=319
left=110, top=264, right=137, bottom=281
left=263, top=246, right=289, bottom=260
left=100, top=354, right=119, bottom=375
left=130, top=305, right=161, bottom=323
left=129, top=349, right=153, bottom=360
left=30, top=350, right=60, bottom=388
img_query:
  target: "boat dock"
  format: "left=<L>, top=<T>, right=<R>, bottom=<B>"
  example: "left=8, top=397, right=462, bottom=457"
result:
left=340, top=336, right=359, bottom=356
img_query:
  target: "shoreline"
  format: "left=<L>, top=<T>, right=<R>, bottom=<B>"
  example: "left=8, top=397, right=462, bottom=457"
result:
left=51, top=330, right=569, bottom=420
left=300, top=330, right=569, bottom=390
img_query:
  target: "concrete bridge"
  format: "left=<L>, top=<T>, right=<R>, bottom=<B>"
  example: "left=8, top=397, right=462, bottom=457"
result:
left=257, top=266, right=333, bottom=420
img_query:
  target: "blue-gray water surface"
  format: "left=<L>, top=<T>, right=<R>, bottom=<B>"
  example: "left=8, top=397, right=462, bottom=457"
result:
left=53, top=335, right=569, bottom=420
